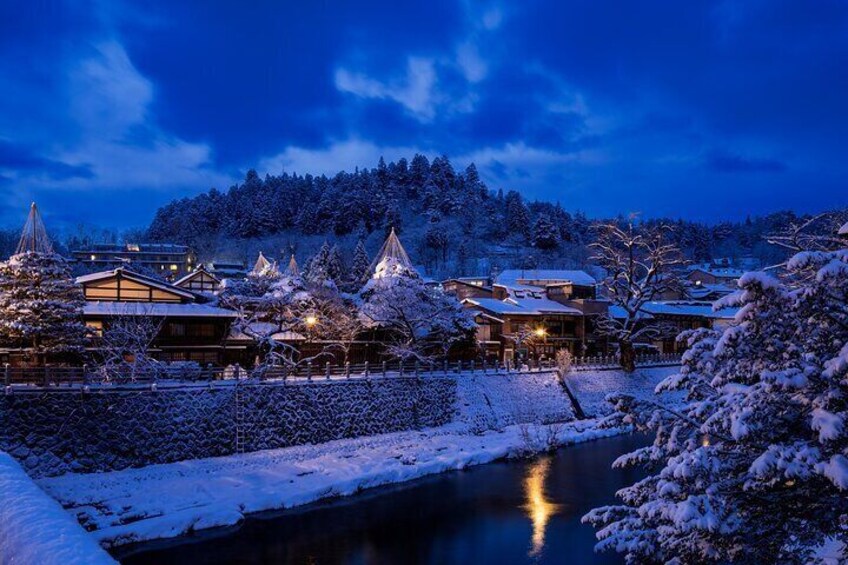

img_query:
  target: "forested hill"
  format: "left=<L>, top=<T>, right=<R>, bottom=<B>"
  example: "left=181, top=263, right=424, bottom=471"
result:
left=144, top=154, right=830, bottom=278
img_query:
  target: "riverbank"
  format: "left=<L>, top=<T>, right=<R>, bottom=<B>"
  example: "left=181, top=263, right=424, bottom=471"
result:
left=40, top=419, right=625, bottom=549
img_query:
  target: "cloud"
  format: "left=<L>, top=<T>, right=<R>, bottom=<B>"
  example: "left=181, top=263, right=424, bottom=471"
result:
left=335, top=58, right=439, bottom=122
left=481, top=7, right=504, bottom=30
left=706, top=150, right=787, bottom=173
left=456, top=41, right=488, bottom=83
left=258, top=138, right=427, bottom=177
left=5, top=41, right=231, bottom=197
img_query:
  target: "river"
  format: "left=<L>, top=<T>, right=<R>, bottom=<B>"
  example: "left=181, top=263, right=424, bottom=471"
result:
left=117, top=432, right=648, bottom=564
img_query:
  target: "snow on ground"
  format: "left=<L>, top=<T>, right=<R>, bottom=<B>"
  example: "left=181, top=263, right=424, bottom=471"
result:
left=39, top=420, right=622, bottom=548
left=566, top=365, right=683, bottom=417
left=454, top=371, right=575, bottom=431
left=0, top=453, right=116, bottom=565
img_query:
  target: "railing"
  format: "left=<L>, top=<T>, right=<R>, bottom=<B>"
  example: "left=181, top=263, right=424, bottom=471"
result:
left=1, top=354, right=682, bottom=390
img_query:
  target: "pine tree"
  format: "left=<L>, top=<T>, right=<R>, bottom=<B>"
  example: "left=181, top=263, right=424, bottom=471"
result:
left=505, top=190, right=531, bottom=238
left=0, top=252, right=89, bottom=363
left=305, top=241, right=332, bottom=285
left=531, top=214, right=560, bottom=249
left=326, top=244, right=344, bottom=282
left=585, top=248, right=848, bottom=563
left=347, top=238, right=371, bottom=289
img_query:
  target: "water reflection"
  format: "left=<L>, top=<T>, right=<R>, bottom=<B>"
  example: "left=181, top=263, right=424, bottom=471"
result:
left=522, top=456, right=562, bottom=557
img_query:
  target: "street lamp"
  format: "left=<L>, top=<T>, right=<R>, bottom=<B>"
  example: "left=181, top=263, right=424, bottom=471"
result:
left=305, top=315, right=318, bottom=328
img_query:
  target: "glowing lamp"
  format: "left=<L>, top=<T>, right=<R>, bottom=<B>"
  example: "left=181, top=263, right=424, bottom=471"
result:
left=534, top=328, right=547, bottom=338
left=305, top=315, right=318, bottom=327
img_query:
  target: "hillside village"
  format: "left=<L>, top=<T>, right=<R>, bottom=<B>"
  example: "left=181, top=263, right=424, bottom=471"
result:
left=0, top=201, right=795, bottom=374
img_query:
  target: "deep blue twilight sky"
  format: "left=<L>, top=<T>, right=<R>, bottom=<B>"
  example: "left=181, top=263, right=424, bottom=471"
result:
left=1, top=1, right=847, bottom=230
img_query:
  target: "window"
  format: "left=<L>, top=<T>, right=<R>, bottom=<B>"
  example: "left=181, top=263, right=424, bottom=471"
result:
left=86, top=320, right=103, bottom=337
left=187, top=323, right=215, bottom=338
left=168, top=322, right=186, bottom=337
left=90, top=255, right=96, bottom=261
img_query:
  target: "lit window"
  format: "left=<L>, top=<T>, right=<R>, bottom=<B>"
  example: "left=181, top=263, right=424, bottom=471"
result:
left=170, top=264, right=178, bottom=271
left=90, top=255, right=96, bottom=261
left=127, top=244, right=140, bottom=252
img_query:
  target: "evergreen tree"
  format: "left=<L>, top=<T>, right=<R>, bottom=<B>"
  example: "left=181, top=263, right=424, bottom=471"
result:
left=505, top=190, right=531, bottom=238
left=0, top=252, right=88, bottom=363
left=531, top=214, right=560, bottom=249
left=305, top=241, right=332, bottom=285
left=347, top=238, right=371, bottom=289
left=326, top=244, right=344, bottom=282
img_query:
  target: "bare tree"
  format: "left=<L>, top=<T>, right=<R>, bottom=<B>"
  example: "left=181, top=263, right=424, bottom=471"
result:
left=764, top=211, right=848, bottom=254
left=591, top=219, right=685, bottom=372
left=94, top=304, right=164, bottom=381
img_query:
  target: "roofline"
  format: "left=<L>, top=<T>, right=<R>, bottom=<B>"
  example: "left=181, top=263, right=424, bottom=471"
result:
left=76, top=267, right=196, bottom=299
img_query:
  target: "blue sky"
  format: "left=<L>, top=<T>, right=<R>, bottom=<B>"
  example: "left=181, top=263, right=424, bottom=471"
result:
left=1, top=0, right=847, bottom=229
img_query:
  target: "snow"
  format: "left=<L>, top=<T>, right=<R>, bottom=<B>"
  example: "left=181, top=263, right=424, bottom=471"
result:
left=608, top=301, right=739, bottom=320
left=83, top=301, right=238, bottom=318
left=454, top=371, right=574, bottom=430
left=75, top=268, right=195, bottom=298
left=463, top=296, right=583, bottom=315
left=0, top=452, right=115, bottom=565
left=565, top=366, right=683, bottom=417
left=494, top=269, right=596, bottom=288
left=38, top=419, right=621, bottom=548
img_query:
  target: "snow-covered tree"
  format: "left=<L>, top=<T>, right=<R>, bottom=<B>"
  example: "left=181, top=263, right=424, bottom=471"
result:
left=0, top=252, right=88, bottom=364
left=591, top=220, right=685, bottom=372
left=531, top=213, right=560, bottom=250
left=584, top=248, right=848, bottom=564
left=345, top=238, right=371, bottom=291
left=360, top=273, right=475, bottom=362
left=305, top=241, right=333, bottom=286
left=505, top=190, right=531, bottom=238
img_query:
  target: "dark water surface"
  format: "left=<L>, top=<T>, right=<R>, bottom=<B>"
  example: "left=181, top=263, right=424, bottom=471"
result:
left=118, top=433, right=648, bottom=565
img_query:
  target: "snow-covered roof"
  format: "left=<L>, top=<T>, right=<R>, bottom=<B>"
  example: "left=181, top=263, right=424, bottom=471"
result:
left=687, top=283, right=734, bottom=299
left=84, top=301, right=237, bottom=318
left=76, top=267, right=197, bottom=299
left=609, top=301, right=738, bottom=320
left=839, top=221, right=848, bottom=236
left=494, top=269, right=596, bottom=289
left=464, top=297, right=583, bottom=316
left=173, top=266, right=220, bottom=287
left=687, top=266, right=745, bottom=279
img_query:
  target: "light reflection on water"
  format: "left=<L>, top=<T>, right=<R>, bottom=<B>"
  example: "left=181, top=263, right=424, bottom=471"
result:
left=522, top=456, right=563, bottom=557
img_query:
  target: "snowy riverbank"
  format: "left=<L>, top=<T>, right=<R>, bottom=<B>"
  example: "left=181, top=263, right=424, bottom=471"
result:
left=25, top=365, right=681, bottom=552
left=0, top=453, right=116, bottom=565
left=39, top=420, right=624, bottom=549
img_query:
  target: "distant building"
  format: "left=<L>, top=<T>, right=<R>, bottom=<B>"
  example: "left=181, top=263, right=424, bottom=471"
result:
left=71, top=243, right=196, bottom=279
left=208, top=261, right=247, bottom=279
left=686, top=266, right=745, bottom=286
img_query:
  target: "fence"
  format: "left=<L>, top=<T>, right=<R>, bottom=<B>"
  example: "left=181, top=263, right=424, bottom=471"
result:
left=2, top=353, right=682, bottom=390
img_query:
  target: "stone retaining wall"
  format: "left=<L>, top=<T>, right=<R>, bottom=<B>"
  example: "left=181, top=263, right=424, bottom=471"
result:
left=0, top=377, right=456, bottom=478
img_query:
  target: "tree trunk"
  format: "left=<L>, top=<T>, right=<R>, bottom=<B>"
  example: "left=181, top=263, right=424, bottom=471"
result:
left=619, top=340, right=636, bottom=373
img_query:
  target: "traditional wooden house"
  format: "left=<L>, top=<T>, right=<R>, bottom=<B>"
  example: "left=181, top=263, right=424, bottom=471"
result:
left=462, top=269, right=609, bottom=362
left=441, top=277, right=494, bottom=301
left=686, top=266, right=745, bottom=286
left=609, top=301, right=738, bottom=353
left=174, top=265, right=221, bottom=292
left=77, top=267, right=237, bottom=365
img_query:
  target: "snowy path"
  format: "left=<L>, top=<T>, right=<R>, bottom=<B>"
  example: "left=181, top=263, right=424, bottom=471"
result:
left=39, top=420, right=622, bottom=548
